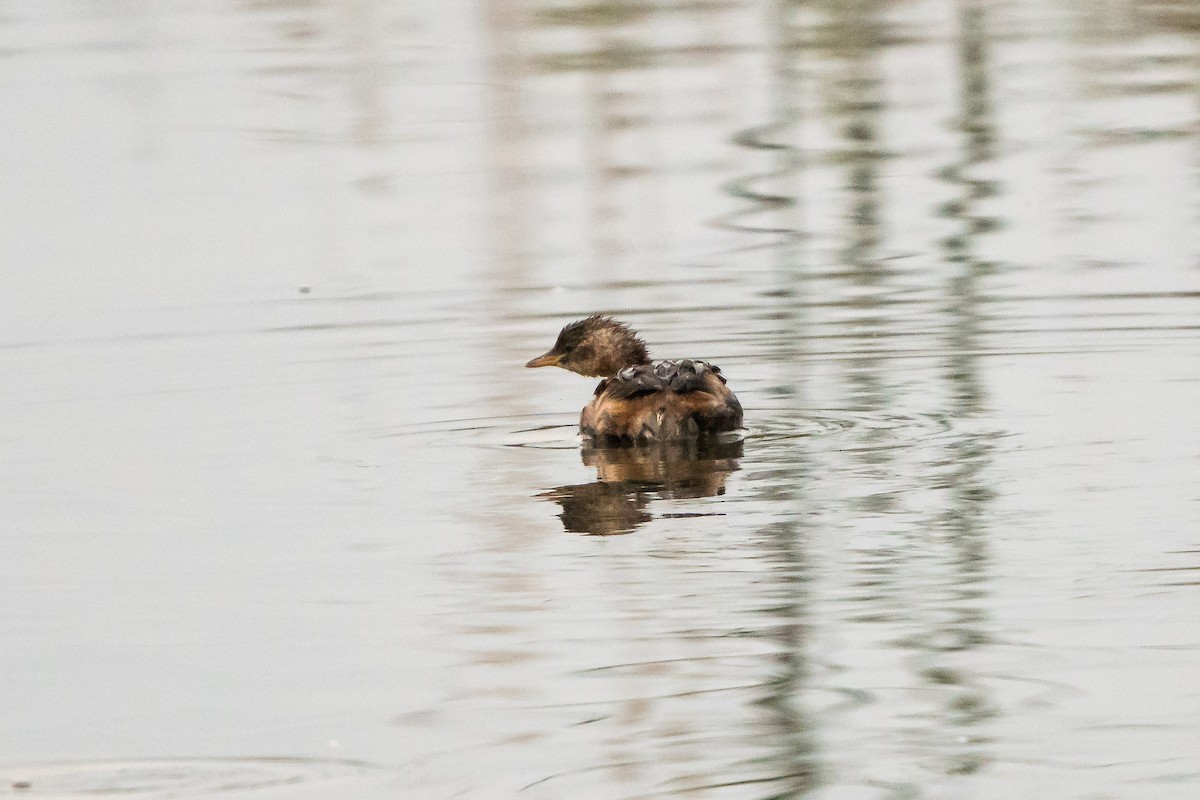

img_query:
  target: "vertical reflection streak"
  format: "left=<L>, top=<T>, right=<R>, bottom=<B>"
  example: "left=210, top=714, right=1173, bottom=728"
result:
left=828, top=0, right=889, bottom=418
left=924, top=0, right=1001, bottom=778
left=482, top=0, right=531, bottom=283
left=744, top=1, right=819, bottom=795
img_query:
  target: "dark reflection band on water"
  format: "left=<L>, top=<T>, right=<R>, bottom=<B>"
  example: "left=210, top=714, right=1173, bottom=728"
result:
left=717, top=0, right=804, bottom=254
left=728, top=0, right=820, bottom=795
left=919, top=0, right=999, bottom=778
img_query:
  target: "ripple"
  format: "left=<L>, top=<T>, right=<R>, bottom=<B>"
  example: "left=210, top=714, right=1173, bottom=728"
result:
left=748, top=408, right=954, bottom=443
left=363, top=413, right=580, bottom=450
left=372, top=408, right=959, bottom=452
left=0, top=757, right=379, bottom=798
left=505, top=422, right=586, bottom=450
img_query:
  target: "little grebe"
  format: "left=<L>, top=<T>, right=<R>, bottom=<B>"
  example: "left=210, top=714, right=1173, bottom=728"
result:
left=526, top=315, right=743, bottom=444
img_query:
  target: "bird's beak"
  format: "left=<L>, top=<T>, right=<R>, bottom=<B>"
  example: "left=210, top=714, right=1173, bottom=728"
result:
left=525, top=352, right=561, bottom=368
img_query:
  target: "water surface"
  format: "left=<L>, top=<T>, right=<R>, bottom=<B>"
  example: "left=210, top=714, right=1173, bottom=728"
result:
left=2, top=1, right=1199, bottom=798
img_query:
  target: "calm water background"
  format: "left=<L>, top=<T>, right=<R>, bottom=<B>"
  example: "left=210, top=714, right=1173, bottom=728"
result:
left=2, top=1, right=1199, bottom=798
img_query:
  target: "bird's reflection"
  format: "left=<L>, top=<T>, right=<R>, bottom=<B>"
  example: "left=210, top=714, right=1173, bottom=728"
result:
left=540, top=438, right=744, bottom=535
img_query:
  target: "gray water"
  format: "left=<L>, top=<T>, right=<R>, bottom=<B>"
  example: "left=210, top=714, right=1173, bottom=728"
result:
left=2, top=1, right=1199, bottom=798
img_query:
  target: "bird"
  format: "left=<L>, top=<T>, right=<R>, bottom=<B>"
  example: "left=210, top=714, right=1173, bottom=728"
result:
left=526, top=314, right=743, bottom=445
